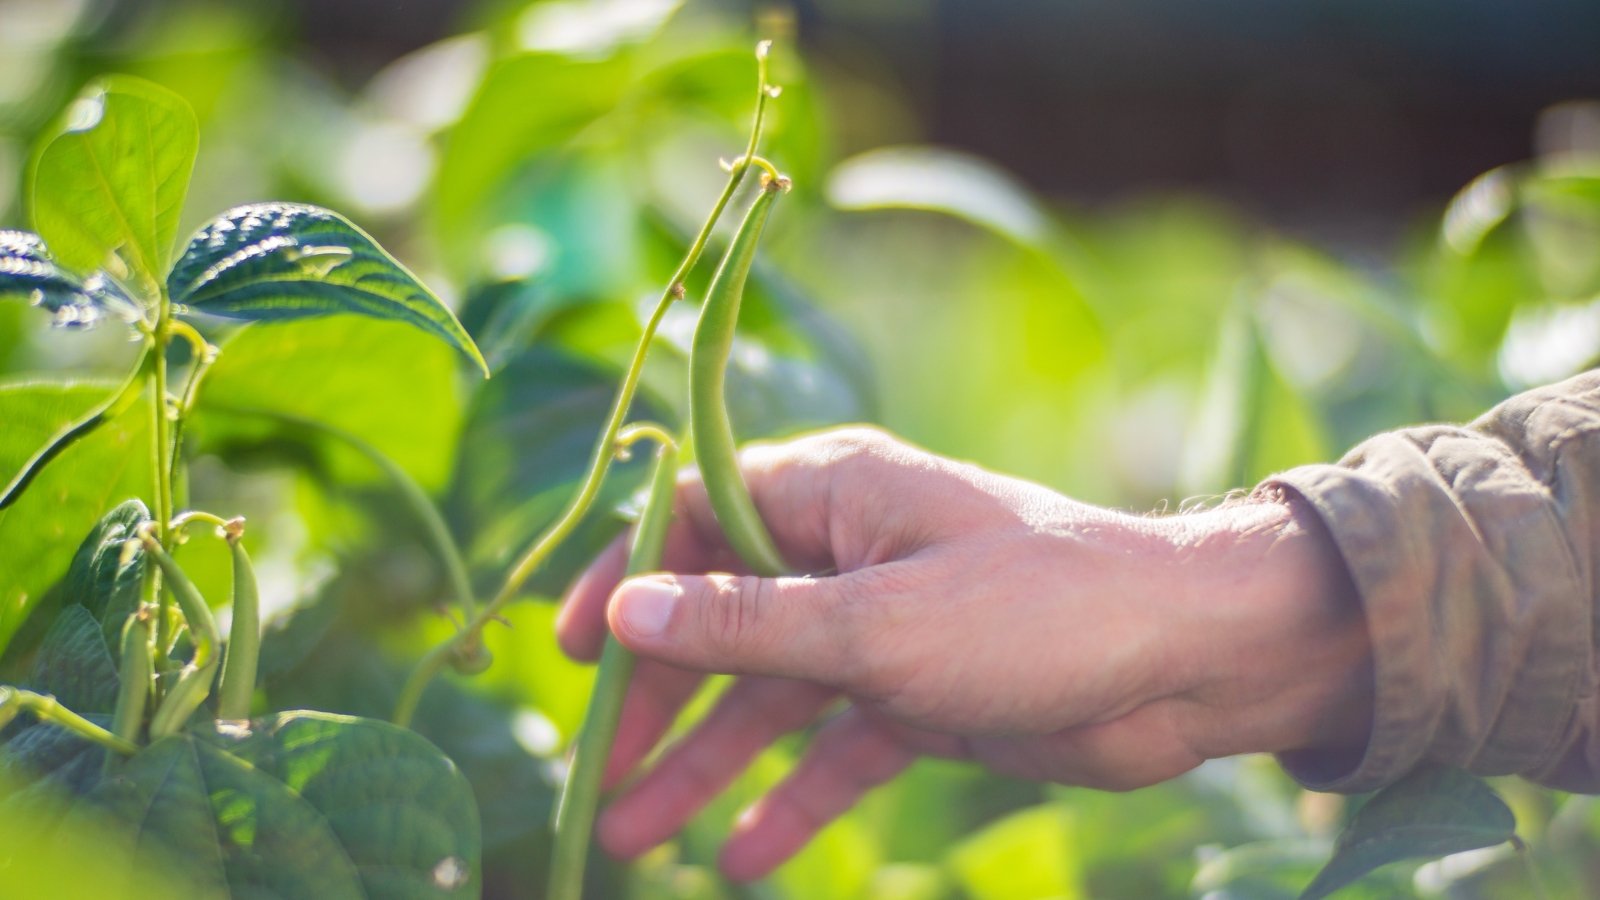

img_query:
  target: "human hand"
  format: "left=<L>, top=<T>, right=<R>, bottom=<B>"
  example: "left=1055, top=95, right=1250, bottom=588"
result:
left=557, top=427, right=1372, bottom=881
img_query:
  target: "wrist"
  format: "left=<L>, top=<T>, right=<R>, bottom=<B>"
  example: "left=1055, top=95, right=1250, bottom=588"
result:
left=1159, top=492, right=1374, bottom=763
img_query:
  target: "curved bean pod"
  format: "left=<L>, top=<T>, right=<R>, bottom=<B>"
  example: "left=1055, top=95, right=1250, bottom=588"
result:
left=688, top=176, right=791, bottom=576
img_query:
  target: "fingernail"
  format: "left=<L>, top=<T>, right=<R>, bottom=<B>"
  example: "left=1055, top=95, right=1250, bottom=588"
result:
left=618, top=579, right=679, bottom=638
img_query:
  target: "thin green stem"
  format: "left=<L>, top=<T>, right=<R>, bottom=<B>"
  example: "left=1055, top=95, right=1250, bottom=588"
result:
left=0, top=687, right=138, bottom=756
left=392, top=42, right=781, bottom=728
left=149, top=319, right=176, bottom=663
left=167, top=320, right=218, bottom=498
left=548, top=438, right=678, bottom=900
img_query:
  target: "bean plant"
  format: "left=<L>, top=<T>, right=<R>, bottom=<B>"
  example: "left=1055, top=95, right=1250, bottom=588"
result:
left=0, top=41, right=810, bottom=900
left=0, top=20, right=1584, bottom=900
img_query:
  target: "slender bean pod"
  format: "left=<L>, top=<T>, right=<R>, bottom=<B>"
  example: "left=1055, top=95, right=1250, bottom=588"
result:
left=139, top=528, right=221, bottom=738
left=109, top=612, right=153, bottom=748
left=148, top=656, right=219, bottom=739
left=688, top=176, right=792, bottom=576
left=548, top=436, right=679, bottom=900
left=217, top=527, right=259, bottom=720
left=138, top=529, right=219, bottom=668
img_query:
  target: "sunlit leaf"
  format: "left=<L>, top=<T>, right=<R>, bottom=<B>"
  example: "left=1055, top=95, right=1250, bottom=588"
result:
left=827, top=145, right=1053, bottom=248
left=0, top=380, right=153, bottom=657
left=432, top=51, right=630, bottom=266
left=196, top=317, right=464, bottom=491
left=30, top=76, right=197, bottom=292
left=1300, top=767, right=1516, bottom=900
left=169, top=203, right=488, bottom=375
left=515, top=0, right=682, bottom=56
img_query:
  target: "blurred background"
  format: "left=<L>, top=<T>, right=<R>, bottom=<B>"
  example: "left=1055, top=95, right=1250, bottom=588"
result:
left=4, top=0, right=1600, bottom=897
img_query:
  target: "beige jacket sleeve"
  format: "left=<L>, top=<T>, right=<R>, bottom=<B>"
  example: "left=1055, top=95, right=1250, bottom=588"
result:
left=1260, top=369, right=1600, bottom=794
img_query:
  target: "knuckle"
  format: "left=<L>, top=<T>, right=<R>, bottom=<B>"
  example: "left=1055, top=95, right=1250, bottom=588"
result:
left=705, top=575, right=773, bottom=659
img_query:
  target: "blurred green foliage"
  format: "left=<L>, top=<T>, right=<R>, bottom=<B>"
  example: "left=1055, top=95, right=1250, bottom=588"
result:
left=4, top=1, right=1600, bottom=897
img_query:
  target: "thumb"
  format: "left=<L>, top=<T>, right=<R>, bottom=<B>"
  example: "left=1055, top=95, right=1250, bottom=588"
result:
left=608, top=573, right=868, bottom=686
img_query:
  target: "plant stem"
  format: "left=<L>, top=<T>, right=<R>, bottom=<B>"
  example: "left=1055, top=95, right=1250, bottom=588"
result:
left=391, top=43, right=781, bottom=728
left=0, top=687, right=138, bottom=756
left=150, top=293, right=176, bottom=664
left=548, top=436, right=677, bottom=900
left=167, top=319, right=218, bottom=497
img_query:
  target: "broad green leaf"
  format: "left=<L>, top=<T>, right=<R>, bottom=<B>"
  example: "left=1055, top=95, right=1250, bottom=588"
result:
left=28, top=604, right=119, bottom=714
left=0, top=380, right=154, bottom=657
left=29, top=76, right=198, bottom=292
left=0, top=352, right=146, bottom=511
left=0, top=765, right=202, bottom=900
left=827, top=146, right=1054, bottom=248
left=196, top=317, right=464, bottom=491
left=62, top=712, right=480, bottom=899
left=0, top=230, right=140, bottom=327
left=168, top=203, right=488, bottom=375
left=70, top=732, right=367, bottom=899
left=1, top=714, right=113, bottom=802
left=217, top=712, right=481, bottom=897
left=62, top=500, right=151, bottom=653
left=432, top=51, right=630, bottom=267
left=1300, top=767, right=1516, bottom=900
left=448, top=346, right=654, bottom=595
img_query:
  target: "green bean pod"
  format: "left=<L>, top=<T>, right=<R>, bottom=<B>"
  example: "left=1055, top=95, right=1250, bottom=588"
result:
left=216, top=536, right=259, bottom=720
left=688, top=177, right=791, bottom=576
left=109, top=612, right=153, bottom=747
left=548, top=438, right=679, bottom=900
left=141, top=533, right=221, bottom=738
left=148, top=656, right=219, bottom=739
left=140, top=534, right=219, bottom=668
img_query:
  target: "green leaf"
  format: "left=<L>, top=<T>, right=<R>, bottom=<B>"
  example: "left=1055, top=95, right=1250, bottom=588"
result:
left=61, top=500, right=151, bottom=654
left=0, top=353, right=147, bottom=511
left=29, top=604, right=120, bottom=714
left=29, top=76, right=198, bottom=292
left=196, top=317, right=465, bottom=491
left=169, top=203, right=488, bottom=375
left=64, top=711, right=480, bottom=898
left=71, top=732, right=367, bottom=898
left=827, top=145, right=1054, bottom=248
left=0, top=380, right=154, bottom=657
left=0, top=230, right=140, bottom=327
left=448, top=346, right=655, bottom=595
left=1300, top=767, right=1516, bottom=900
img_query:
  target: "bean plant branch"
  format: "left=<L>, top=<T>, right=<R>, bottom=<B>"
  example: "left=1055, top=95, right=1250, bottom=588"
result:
left=0, top=686, right=138, bottom=756
left=391, top=41, right=783, bottom=727
left=547, top=435, right=678, bottom=900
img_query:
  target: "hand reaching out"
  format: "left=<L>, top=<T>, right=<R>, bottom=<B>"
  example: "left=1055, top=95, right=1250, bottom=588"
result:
left=556, top=427, right=1372, bottom=881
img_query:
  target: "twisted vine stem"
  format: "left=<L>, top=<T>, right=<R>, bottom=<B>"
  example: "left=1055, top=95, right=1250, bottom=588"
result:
left=392, top=41, right=784, bottom=727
